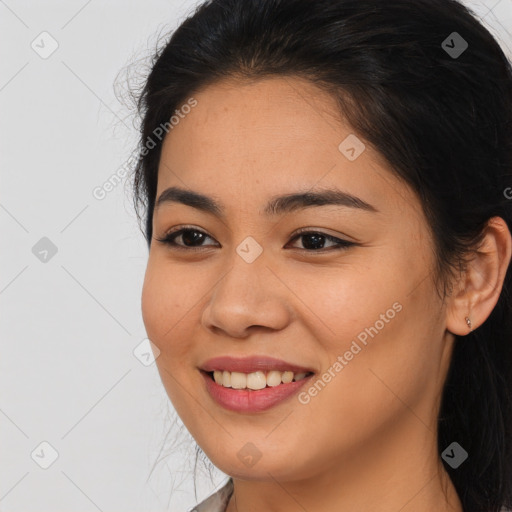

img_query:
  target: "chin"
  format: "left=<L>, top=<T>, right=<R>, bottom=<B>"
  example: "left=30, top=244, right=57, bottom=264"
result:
left=208, top=450, right=315, bottom=483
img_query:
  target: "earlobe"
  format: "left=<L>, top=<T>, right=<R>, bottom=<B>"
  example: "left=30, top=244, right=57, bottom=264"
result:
left=445, top=216, right=512, bottom=337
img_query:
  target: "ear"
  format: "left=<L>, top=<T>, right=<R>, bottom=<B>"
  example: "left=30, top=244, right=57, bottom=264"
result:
left=446, top=216, right=512, bottom=336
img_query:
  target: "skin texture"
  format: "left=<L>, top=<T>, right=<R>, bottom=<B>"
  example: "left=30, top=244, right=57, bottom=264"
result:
left=141, top=76, right=511, bottom=512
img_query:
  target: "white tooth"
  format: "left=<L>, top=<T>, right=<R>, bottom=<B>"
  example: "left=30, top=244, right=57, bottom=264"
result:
left=294, top=372, right=307, bottom=381
left=222, top=370, right=231, bottom=387
left=247, top=371, right=266, bottom=390
left=281, top=371, right=294, bottom=384
left=213, top=370, right=223, bottom=385
left=266, top=370, right=283, bottom=387
left=230, top=372, right=247, bottom=389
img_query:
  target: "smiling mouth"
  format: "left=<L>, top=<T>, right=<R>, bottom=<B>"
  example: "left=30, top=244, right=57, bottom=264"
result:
left=203, top=369, right=314, bottom=391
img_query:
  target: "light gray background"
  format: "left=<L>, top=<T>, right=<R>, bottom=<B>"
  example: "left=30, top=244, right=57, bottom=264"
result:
left=1, top=1, right=511, bottom=511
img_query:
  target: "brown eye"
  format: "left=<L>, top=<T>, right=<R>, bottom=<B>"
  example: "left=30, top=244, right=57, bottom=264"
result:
left=155, top=228, right=218, bottom=249
left=287, top=230, right=356, bottom=251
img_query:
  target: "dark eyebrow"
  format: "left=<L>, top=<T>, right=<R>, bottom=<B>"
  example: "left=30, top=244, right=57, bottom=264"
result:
left=154, top=186, right=378, bottom=217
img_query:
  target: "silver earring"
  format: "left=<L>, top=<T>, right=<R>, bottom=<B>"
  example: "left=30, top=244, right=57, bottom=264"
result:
left=465, top=316, right=472, bottom=331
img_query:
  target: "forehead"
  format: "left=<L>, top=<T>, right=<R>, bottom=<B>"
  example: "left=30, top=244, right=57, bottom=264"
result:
left=156, top=76, right=414, bottom=217
left=160, top=76, right=343, bottom=166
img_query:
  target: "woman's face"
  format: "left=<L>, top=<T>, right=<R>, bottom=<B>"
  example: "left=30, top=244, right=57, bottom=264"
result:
left=141, top=76, right=455, bottom=481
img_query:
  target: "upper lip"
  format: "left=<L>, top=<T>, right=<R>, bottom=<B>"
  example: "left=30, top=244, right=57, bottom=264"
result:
left=200, top=355, right=315, bottom=374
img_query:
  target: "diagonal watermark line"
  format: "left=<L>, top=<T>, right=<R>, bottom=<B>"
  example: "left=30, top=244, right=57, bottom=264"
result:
left=484, top=0, right=503, bottom=16
left=368, top=367, right=434, bottom=433
left=267, top=472, right=310, bottom=512
left=405, top=270, right=433, bottom=298
left=60, top=204, right=89, bottom=233
left=397, top=472, right=437, bottom=511
left=0, top=62, right=29, bottom=92
left=0, top=1, right=29, bottom=28
left=264, top=410, right=294, bottom=439
left=61, top=0, right=94, bottom=29
left=61, top=265, right=131, bottom=335
left=61, top=369, right=132, bottom=439
left=0, top=407, right=29, bottom=438
left=0, top=265, right=29, bottom=295
left=264, top=265, right=337, bottom=336
left=61, top=61, right=130, bottom=130
left=61, top=471, right=103, bottom=511
left=0, top=203, right=29, bottom=233
left=0, top=472, right=29, bottom=502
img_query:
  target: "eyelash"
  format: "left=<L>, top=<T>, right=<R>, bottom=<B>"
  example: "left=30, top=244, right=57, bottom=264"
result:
left=154, top=226, right=356, bottom=253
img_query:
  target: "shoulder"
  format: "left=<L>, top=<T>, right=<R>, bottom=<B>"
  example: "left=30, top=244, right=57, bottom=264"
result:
left=190, top=478, right=234, bottom=512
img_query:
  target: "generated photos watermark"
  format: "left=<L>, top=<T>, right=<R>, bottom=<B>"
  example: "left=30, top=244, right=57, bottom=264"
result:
left=298, top=301, right=403, bottom=405
left=92, top=97, right=198, bottom=201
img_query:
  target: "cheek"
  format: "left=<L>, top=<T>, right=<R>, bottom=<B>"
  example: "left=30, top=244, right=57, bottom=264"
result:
left=141, top=263, right=167, bottom=342
left=300, top=257, right=435, bottom=404
left=324, top=297, right=437, bottom=435
left=295, top=263, right=398, bottom=345
left=140, top=260, right=186, bottom=352
left=140, top=261, right=198, bottom=410
left=141, top=253, right=181, bottom=319
left=140, top=257, right=206, bottom=365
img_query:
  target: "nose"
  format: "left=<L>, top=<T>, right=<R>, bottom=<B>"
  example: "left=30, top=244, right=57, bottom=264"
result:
left=200, top=247, right=292, bottom=339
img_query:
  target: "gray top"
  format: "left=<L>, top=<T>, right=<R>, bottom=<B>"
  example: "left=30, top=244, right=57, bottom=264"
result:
left=191, top=478, right=234, bottom=512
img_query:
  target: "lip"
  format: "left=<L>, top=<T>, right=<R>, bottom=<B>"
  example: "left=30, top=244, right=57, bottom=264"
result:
left=200, top=355, right=315, bottom=374
left=200, top=370, right=314, bottom=413
left=199, top=355, right=316, bottom=413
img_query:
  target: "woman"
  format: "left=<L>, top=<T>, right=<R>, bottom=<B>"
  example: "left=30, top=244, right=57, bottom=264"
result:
left=132, top=0, right=512, bottom=510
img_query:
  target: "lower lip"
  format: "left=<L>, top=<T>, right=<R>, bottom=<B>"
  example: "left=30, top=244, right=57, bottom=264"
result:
left=201, top=371, right=313, bottom=413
